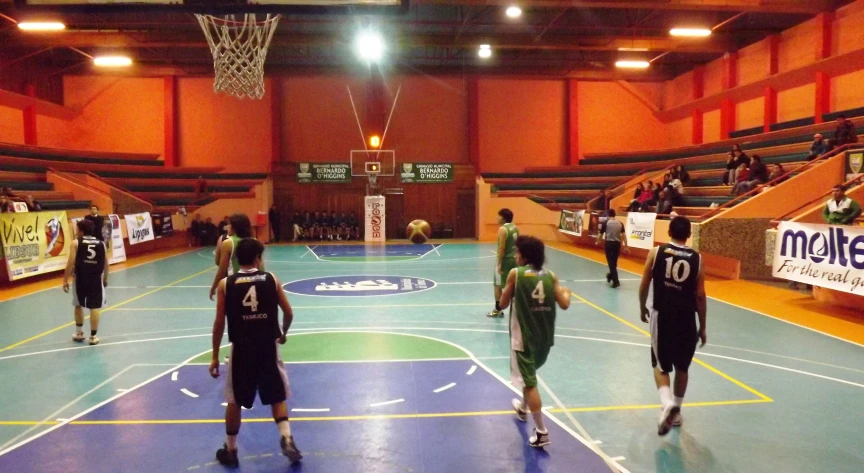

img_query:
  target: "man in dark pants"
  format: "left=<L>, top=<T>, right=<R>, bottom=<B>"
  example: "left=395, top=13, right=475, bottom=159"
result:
left=595, top=209, right=629, bottom=288
left=268, top=204, right=281, bottom=243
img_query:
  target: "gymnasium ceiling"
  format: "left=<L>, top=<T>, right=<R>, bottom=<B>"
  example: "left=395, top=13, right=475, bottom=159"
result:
left=0, top=0, right=854, bottom=86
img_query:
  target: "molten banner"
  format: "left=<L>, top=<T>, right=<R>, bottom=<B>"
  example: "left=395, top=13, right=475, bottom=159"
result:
left=0, top=210, right=71, bottom=281
left=773, top=221, right=864, bottom=295
left=364, top=196, right=385, bottom=243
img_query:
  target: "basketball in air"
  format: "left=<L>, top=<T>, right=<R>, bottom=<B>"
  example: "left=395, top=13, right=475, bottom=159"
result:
left=406, top=219, right=431, bottom=244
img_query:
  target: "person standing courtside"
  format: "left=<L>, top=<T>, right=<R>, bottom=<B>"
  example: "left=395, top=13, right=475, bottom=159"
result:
left=210, top=238, right=301, bottom=467
left=596, top=209, right=629, bottom=288
left=269, top=204, right=281, bottom=243
left=84, top=205, right=107, bottom=243
left=63, top=220, right=108, bottom=346
left=638, top=216, right=707, bottom=436
left=488, top=208, right=518, bottom=317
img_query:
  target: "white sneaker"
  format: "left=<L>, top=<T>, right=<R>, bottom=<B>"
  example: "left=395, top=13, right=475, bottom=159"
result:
left=657, top=404, right=679, bottom=436
left=511, top=398, right=527, bottom=422
left=72, top=332, right=85, bottom=343
left=89, top=336, right=100, bottom=346
left=671, top=411, right=682, bottom=427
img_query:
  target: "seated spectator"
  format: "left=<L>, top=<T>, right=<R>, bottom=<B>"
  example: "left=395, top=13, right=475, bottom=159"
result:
left=594, top=190, right=611, bottom=214
left=0, top=194, right=10, bottom=213
left=730, top=163, right=750, bottom=195
left=723, top=151, right=738, bottom=186
left=292, top=211, right=304, bottom=242
left=640, top=183, right=663, bottom=212
left=667, top=175, right=685, bottom=206
left=672, top=165, right=691, bottom=186
left=194, top=176, right=210, bottom=198
left=823, top=185, right=862, bottom=225
left=833, top=115, right=858, bottom=147
left=25, top=195, right=41, bottom=211
left=733, top=155, right=768, bottom=196
left=656, top=189, right=674, bottom=215
left=768, top=164, right=788, bottom=185
left=627, top=184, right=650, bottom=212
left=806, top=134, right=830, bottom=161
left=1, top=187, right=16, bottom=199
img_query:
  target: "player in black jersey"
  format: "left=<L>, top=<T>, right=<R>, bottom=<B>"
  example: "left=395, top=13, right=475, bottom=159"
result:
left=638, top=216, right=707, bottom=436
left=62, top=219, right=108, bottom=346
left=209, top=238, right=301, bottom=467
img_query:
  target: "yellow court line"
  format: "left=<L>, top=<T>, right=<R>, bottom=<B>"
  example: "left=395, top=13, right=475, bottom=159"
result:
left=571, top=293, right=774, bottom=402
left=0, top=267, right=215, bottom=354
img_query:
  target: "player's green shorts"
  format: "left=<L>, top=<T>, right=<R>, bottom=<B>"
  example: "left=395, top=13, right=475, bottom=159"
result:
left=510, top=344, right=551, bottom=389
left=494, top=257, right=518, bottom=286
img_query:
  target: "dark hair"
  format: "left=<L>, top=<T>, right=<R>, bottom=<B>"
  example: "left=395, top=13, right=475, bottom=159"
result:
left=228, top=213, right=252, bottom=238
left=834, top=184, right=846, bottom=191
left=77, top=219, right=95, bottom=236
left=669, top=216, right=692, bottom=241
left=515, top=235, right=545, bottom=270
left=733, top=144, right=742, bottom=152
left=90, top=205, right=99, bottom=210
left=751, top=154, right=761, bottom=163
left=498, top=208, right=514, bottom=223
left=235, top=238, right=264, bottom=266
left=607, top=209, right=617, bottom=218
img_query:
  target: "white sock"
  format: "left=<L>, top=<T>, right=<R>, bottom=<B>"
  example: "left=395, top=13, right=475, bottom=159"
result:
left=531, top=411, right=546, bottom=433
left=674, top=396, right=684, bottom=408
left=226, top=434, right=238, bottom=451
left=277, top=419, right=291, bottom=438
left=658, top=386, right=673, bottom=408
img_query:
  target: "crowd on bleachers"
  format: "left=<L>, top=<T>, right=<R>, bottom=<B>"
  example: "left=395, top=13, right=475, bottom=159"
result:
left=290, top=211, right=362, bottom=242
left=0, top=187, right=42, bottom=213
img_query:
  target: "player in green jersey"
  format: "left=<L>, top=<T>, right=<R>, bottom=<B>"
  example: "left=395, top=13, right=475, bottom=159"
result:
left=488, top=208, right=519, bottom=317
left=499, top=235, right=571, bottom=447
left=210, top=214, right=262, bottom=300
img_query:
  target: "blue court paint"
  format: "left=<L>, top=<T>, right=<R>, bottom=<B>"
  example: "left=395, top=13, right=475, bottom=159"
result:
left=282, top=275, right=437, bottom=297
left=310, top=244, right=439, bottom=258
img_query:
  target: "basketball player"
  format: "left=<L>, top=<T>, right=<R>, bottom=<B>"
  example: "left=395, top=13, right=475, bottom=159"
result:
left=638, top=216, right=707, bottom=436
left=488, top=208, right=518, bottom=317
left=62, top=220, right=108, bottom=346
left=499, top=235, right=571, bottom=447
left=210, top=238, right=301, bottom=466
left=210, top=214, right=258, bottom=301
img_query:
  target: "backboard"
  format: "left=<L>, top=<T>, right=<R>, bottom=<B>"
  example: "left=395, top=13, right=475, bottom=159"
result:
left=15, top=0, right=408, bottom=14
left=350, top=150, right=395, bottom=177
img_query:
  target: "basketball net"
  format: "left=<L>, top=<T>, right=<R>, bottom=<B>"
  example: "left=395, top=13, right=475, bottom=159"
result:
left=195, top=14, right=281, bottom=100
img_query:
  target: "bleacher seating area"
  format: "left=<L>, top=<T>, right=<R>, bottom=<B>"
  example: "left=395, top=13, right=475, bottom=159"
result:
left=0, top=142, right=267, bottom=213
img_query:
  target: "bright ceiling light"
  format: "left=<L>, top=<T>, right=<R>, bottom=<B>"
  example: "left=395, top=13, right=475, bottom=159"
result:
left=478, top=46, right=492, bottom=58
left=356, top=30, right=384, bottom=62
left=93, top=55, right=132, bottom=67
left=17, top=22, right=66, bottom=32
left=506, top=6, right=522, bottom=18
left=615, top=60, right=650, bottom=69
left=618, top=47, right=649, bottom=52
left=670, top=28, right=712, bottom=38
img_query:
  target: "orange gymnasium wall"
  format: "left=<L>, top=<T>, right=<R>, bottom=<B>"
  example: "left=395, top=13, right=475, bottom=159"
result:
left=577, top=81, right=668, bottom=154
left=0, top=105, right=24, bottom=144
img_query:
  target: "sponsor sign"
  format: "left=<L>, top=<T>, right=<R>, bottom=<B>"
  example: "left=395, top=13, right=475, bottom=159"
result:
left=296, top=163, right=351, bottom=183
left=12, top=202, right=28, bottom=213
left=108, top=214, right=126, bottom=264
left=847, top=151, right=863, bottom=181
left=125, top=212, right=154, bottom=245
left=772, top=221, right=864, bottom=295
left=151, top=211, right=174, bottom=239
left=365, top=195, right=385, bottom=243
left=558, top=209, right=585, bottom=237
left=0, top=210, right=71, bottom=281
left=400, top=163, right=454, bottom=183
left=625, top=212, right=657, bottom=250
left=282, top=275, right=437, bottom=297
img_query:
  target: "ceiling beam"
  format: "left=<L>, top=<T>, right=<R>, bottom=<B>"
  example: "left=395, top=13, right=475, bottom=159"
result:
left=413, top=0, right=832, bottom=14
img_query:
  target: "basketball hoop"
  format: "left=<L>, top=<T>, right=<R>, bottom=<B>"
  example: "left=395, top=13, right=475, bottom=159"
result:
left=195, top=13, right=281, bottom=100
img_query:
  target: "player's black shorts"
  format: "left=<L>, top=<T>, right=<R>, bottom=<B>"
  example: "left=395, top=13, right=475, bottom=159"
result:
left=72, top=278, right=105, bottom=309
left=649, top=310, right=698, bottom=373
left=225, top=341, right=290, bottom=409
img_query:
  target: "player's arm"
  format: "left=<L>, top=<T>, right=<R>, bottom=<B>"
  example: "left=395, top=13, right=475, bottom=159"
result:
left=638, top=247, right=658, bottom=323
left=209, top=279, right=227, bottom=378
left=595, top=225, right=604, bottom=246
left=62, top=239, right=78, bottom=293
left=620, top=225, right=630, bottom=253
left=552, top=272, right=571, bottom=310
left=496, top=226, right=507, bottom=269
left=272, top=274, right=293, bottom=343
left=498, top=268, right=518, bottom=309
left=209, top=238, right=232, bottom=300
left=696, top=257, right=708, bottom=347
left=213, top=239, right=221, bottom=266
left=102, top=251, right=109, bottom=287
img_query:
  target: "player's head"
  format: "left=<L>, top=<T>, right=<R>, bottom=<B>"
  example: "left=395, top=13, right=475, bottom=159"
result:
left=235, top=238, right=265, bottom=269
left=607, top=209, right=617, bottom=218
left=90, top=205, right=99, bottom=216
left=228, top=213, right=252, bottom=238
left=77, top=219, right=95, bottom=238
left=498, top=208, right=514, bottom=225
left=668, top=216, right=692, bottom=242
left=515, top=235, right=545, bottom=270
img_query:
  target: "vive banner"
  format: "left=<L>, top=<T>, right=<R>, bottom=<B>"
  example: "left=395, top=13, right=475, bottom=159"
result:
left=558, top=209, right=585, bottom=237
left=0, top=210, right=71, bottom=281
left=364, top=196, right=386, bottom=243
left=125, top=212, right=155, bottom=245
left=625, top=212, right=657, bottom=249
left=772, top=221, right=864, bottom=295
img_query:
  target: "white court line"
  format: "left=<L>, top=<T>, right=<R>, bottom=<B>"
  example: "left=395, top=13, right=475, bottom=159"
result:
left=370, top=399, right=405, bottom=407
left=299, top=246, right=312, bottom=259
left=116, top=389, right=128, bottom=392
left=291, top=408, right=331, bottom=413
left=695, top=352, right=864, bottom=389
left=432, top=245, right=442, bottom=257
left=594, top=440, right=604, bottom=445
left=0, top=334, right=211, bottom=362
left=611, top=456, right=626, bottom=462
left=171, top=372, right=178, bottom=382
left=220, top=403, right=249, bottom=410
left=466, top=365, right=477, bottom=375
left=433, top=383, right=456, bottom=393
left=180, top=388, right=199, bottom=398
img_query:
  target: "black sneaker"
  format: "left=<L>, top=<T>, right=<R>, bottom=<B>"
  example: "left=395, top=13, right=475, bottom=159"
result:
left=611, top=282, right=620, bottom=289
left=528, top=428, right=550, bottom=448
left=216, top=444, right=239, bottom=468
left=606, top=273, right=611, bottom=283
left=280, top=435, right=303, bottom=463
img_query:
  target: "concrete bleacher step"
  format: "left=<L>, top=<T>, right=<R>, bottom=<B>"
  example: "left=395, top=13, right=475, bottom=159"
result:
left=40, top=200, right=91, bottom=210
left=0, top=181, right=53, bottom=191
left=126, top=185, right=253, bottom=193
left=0, top=171, right=45, bottom=183
left=494, top=183, right=608, bottom=191
left=95, top=171, right=266, bottom=180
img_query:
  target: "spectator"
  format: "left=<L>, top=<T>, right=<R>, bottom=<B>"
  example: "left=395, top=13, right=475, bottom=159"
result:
left=194, top=176, right=210, bottom=199
left=189, top=214, right=203, bottom=246
left=595, top=190, right=611, bottom=214
left=84, top=205, right=106, bottom=241
left=292, top=211, right=304, bottom=242
left=667, top=175, right=685, bottom=206
left=806, top=134, right=830, bottom=161
left=627, top=183, right=645, bottom=211
left=25, top=195, right=41, bottom=212
left=823, top=185, right=862, bottom=225
left=0, top=194, right=9, bottom=213
left=768, top=164, right=788, bottom=185
left=640, top=183, right=663, bottom=212
left=656, top=189, right=674, bottom=215
left=202, top=217, right=218, bottom=246
left=672, top=165, right=691, bottom=186
left=723, top=151, right=738, bottom=186
left=734, top=144, right=751, bottom=168
left=833, top=115, right=858, bottom=147
left=1, top=187, right=15, bottom=198
left=269, top=204, right=281, bottom=243
left=217, top=216, right=229, bottom=237
left=628, top=183, right=654, bottom=212
left=662, top=172, right=672, bottom=189
left=733, top=155, right=768, bottom=196
left=730, top=163, right=750, bottom=195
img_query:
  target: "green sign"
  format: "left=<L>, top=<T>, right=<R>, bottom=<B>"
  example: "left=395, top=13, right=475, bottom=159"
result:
left=400, top=163, right=454, bottom=183
left=297, top=163, right=351, bottom=183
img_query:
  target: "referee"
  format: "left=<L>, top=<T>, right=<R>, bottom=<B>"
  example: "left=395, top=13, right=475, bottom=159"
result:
left=596, top=209, right=629, bottom=288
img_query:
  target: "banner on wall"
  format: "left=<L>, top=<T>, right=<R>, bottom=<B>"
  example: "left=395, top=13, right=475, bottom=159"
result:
left=558, top=209, right=585, bottom=237
left=151, top=211, right=174, bottom=239
left=0, top=210, right=71, bottom=281
left=364, top=196, right=386, bottom=243
left=125, top=212, right=154, bottom=245
left=400, top=163, right=454, bottom=183
left=296, top=163, right=351, bottom=183
left=625, top=212, right=657, bottom=250
left=847, top=151, right=863, bottom=181
left=772, top=221, right=864, bottom=295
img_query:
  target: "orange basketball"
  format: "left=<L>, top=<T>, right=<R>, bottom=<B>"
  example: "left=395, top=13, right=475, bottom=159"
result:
left=45, top=217, right=66, bottom=257
left=406, top=219, right=431, bottom=244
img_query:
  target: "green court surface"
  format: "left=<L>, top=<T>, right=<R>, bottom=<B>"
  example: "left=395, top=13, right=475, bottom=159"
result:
left=1, top=243, right=863, bottom=473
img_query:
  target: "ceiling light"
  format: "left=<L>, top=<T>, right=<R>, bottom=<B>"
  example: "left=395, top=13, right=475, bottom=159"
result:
left=478, top=46, right=492, bottom=58
left=670, top=28, right=712, bottom=38
left=93, top=55, right=132, bottom=67
left=17, top=22, right=66, bottom=32
left=618, top=47, right=649, bottom=52
left=356, top=30, right=384, bottom=62
left=506, top=6, right=522, bottom=18
left=615, top=60, right=650, bottom=69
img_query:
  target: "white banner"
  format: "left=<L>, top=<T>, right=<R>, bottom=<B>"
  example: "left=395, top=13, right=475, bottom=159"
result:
left=125, top=212, right=154, bottom=245
left=625, top=212, right=657, bottom=249
left=558, top=209, right=585, bottom=237
left=108, top=214, right=127, bottom=264
left=364, top=196, right=385, bottom=243
left=773, top=221, right=864, bottom=295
